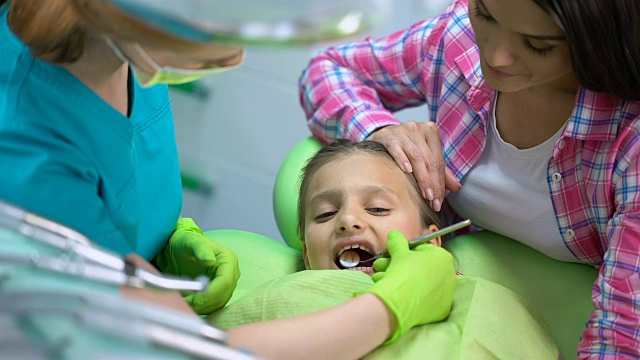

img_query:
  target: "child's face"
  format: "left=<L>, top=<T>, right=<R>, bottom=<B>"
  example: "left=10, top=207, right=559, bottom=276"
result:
left=302, top=152, right=439, bottom=274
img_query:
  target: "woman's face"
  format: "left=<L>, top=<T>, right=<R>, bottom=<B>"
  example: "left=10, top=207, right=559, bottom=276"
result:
left=469, top=0, right=576, bottom=92
left=302, top=152, right=440, bottom=275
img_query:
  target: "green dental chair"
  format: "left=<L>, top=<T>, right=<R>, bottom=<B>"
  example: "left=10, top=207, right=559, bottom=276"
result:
left=208, top=137, right=598, bottom=360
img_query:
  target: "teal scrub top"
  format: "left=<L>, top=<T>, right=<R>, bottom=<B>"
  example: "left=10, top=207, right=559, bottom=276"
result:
left=0, top=6, right=182, bottom=259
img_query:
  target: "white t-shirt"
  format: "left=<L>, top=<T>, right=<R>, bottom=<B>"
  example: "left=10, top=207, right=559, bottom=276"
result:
left=446, top=96, right=579, bottom=262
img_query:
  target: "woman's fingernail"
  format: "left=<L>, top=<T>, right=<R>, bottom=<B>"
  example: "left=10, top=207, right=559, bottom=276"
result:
left=404, top=162, right=413, bottom=173
left=433, top=199, right=442, bottom=212
left=425, top=187, right=434, bottom=201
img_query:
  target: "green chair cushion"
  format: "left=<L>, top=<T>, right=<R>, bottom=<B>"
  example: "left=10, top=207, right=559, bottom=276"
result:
left=447, top=231, right=598, bottom=359
left=205, top=230, right=305, bottom=305
left=273, top=136, right=322, bottom=250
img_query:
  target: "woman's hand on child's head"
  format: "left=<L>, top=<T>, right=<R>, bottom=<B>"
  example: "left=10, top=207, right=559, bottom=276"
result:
left=357, top=230, right=456, bottom=344
left=155, top=218, right=241, bottom=315
left=367, top=122, right=461, bottom=212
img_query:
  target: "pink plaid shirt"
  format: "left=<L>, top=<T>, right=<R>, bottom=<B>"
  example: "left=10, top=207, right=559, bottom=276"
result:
left=299, top=0, right=640, bottom=357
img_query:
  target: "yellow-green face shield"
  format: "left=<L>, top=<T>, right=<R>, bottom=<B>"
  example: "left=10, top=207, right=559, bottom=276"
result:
left=105, top=38, right=244, bottom=88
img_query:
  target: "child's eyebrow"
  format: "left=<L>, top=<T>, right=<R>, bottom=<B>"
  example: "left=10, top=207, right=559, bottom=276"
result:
left=309, top=185, right=400, bottom=206
left=361, top=185, right=400, bottom=199
left=309, top=190, right=340, bottom=207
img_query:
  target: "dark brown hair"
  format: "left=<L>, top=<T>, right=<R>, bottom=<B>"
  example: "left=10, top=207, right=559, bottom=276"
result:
left=533, top=0, right=640, bottom=100
left=297, top=139, right=445, bottom=241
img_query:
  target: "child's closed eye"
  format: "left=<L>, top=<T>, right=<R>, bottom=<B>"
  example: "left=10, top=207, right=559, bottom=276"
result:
left=314, top=211, right=337, bottom=221
left=367, top=207, right=390, bottom=215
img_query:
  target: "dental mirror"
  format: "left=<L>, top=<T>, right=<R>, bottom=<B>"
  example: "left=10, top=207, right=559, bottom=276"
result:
left=340, top=219, right=472, bottom=269
left=106, top=0, right=389, bottom=46
left=338, top=251, right=360, bottom=268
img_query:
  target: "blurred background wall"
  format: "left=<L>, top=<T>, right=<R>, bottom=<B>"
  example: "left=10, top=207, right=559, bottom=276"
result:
left=172, top=0, right=453, bottom=243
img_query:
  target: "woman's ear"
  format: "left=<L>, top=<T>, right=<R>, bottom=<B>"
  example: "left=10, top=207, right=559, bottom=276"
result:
left=302, top=243, right=311, bottom=269
left=421, top=224, right=442, bottom=247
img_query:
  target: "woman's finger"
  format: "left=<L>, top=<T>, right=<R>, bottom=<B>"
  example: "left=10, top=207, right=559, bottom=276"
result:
left=404, top=121, right=438, bottom=201
left=444, top=167, right=462, bottom=193
left=422, top=122, right=446, bottom=211
left=368, top=121, right=448, bottom=204
left=379, top=134, right=414, bottom=174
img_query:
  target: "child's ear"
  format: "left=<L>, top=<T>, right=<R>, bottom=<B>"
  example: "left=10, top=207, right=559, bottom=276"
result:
left=302, top=242, right=311, bottom=269
left=420, top=225, right=442, bottom=247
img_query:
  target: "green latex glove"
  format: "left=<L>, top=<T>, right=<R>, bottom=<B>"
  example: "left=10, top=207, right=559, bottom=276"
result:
left=357, top=230, right=456, bottom=344
left=156, top=218, right=240, bottom=314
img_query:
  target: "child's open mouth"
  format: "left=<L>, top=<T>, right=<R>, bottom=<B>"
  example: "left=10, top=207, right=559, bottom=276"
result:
left=335, top=245, right=376, bottom=273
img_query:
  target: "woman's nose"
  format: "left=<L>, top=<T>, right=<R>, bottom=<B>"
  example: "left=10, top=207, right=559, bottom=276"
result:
left=483, top=30, right=516, bottom=68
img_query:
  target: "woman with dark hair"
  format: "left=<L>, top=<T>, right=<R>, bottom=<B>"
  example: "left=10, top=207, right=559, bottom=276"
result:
left=299, top=0, right=640, bottom=357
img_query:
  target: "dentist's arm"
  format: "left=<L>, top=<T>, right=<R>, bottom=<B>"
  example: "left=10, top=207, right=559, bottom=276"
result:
left=228, top=293, right=394, bottom=360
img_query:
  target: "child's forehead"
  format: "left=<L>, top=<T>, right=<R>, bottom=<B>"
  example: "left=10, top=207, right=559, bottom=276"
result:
left=339, top=151, right=394, bottom=165
left=318, top=151, right=396, bottom=174
left=309, top=152, right=410, bottom=192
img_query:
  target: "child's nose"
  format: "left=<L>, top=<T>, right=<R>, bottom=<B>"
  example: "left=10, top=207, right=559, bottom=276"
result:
left=338, top=223, right=362, bottom=232
left=336, top=210, right=365, bottom=234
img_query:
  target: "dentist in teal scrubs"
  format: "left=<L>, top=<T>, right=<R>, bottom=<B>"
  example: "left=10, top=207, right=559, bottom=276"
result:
left=0, top=0, right=245, bottom=314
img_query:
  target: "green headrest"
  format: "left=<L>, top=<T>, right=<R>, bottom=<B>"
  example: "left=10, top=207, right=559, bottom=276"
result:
left=272, top=136, right=322, bottom=250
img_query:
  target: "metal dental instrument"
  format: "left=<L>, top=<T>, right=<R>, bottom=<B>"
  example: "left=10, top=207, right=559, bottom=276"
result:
left=81, top=310, right=258, bottom=360
left=0, top=200, right=209, bottom=292
left=105, top=0, right=387, bottom=47
left=1, top=200, right=125, bottom=268
left=0, top=201, right=90, bottom=246
left=0, top=253, right=207, bottom=291
left=1, top=305, right=257, bottom=360
left=339, top=219, right=472, bottom=268
left=0, top=291, right=228, bottom=343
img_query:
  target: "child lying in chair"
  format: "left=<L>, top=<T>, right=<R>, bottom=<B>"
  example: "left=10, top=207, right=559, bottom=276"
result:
left=209, top=139, right=559, bottom=359
left=297, top=139, right=447, bottom=275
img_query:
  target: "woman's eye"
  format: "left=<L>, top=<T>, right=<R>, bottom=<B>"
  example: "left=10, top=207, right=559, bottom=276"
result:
left=315, top=211, right=336, bottom=221
left=522, top=38, right=555, bottom=56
